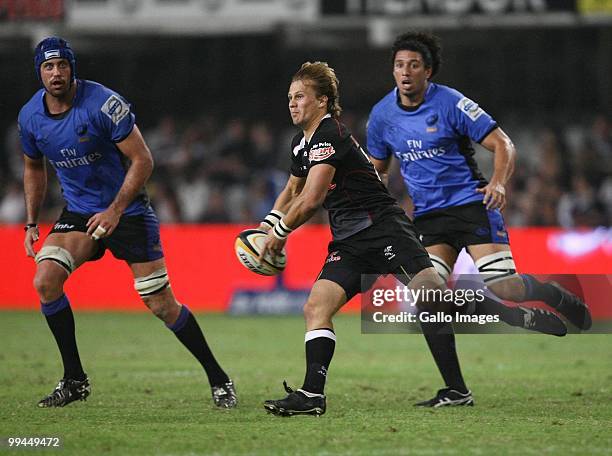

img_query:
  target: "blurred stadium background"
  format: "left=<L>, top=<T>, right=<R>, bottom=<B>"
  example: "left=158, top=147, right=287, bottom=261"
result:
left=2, top=0, right=611, bottom=227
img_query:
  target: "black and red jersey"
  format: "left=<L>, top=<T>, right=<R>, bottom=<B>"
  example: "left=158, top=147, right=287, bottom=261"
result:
left=290, top=115, right=404, bottom=240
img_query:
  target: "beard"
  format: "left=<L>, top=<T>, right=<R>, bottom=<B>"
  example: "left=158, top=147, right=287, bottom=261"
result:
left=45, top=79, right=73, bottom=98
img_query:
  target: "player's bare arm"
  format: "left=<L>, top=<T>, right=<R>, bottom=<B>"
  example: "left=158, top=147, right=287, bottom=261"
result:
left=370, top=156, right=392, bottom=186
left=23, top=155, right=47, bottom=257
left=284, top=163, right=334, bottom=228
left=477, top=127, right=516, bottom=211
left=258, top=174, right=305, bottom=232
left=259, top=164, right=334, bottom=259
left=85, top=125, right=153, bottom=238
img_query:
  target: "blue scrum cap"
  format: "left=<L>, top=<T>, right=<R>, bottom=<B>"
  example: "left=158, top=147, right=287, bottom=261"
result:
left=34, top=37, right=76, bottom=83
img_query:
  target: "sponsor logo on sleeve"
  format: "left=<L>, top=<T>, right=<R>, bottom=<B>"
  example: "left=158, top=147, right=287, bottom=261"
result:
left=456, top=97, right=484, bottom=121
left=101, top=95, right=130, bottom=125
left=308, top=142, right=335, bottom=162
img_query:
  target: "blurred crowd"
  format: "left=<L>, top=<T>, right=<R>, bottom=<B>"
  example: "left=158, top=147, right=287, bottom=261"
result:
left=1, top=113, right=610, bottom=228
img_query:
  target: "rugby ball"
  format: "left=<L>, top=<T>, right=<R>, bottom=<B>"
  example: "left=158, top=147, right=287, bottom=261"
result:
left=235, top=229, right=286, bottom=276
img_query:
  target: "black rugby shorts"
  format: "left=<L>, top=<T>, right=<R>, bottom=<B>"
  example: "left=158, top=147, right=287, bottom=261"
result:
left=414, top=201, right=510, bottom=252
left=49, top=206, right=164, bottom=263
left=317, top=213, right=432, bottom=300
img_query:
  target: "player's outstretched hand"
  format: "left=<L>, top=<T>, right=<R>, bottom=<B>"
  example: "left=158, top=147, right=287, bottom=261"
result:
left=24, top=226, right=40, bottom=258
left=86, top=207, right=121, bottom=240
left=476, top=181, right=506, bottom=211
left=257, top=230, right=287, bottom=263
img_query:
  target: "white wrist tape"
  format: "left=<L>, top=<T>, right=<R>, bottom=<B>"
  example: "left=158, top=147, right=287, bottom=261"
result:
left=272, top=219, right=293, bottom=240
left=262, top=210, right=285, bottom=229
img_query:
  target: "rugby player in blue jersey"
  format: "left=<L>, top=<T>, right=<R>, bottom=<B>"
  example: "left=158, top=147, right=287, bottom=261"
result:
left=367, top=32, right=591, bottom=404
left=19, top=37, right=236, bottom=408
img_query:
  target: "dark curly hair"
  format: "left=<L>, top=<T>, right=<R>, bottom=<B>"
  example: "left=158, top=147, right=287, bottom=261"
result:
left=391, top=31, right=442, bottom=79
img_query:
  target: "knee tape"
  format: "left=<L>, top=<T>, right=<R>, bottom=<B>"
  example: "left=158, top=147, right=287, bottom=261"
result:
left=35, top=246, right=75, bottom=275
left=134, top=268, right=170, bottom=297
left=428, top=254, right=452, bottom=282
left=475, top=251, right=517, bottom=285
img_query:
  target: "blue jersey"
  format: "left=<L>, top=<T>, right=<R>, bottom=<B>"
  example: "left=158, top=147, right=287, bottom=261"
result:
left=18, top=79, right=148, bottom=216
left=367, top=83, right=497, bottom=216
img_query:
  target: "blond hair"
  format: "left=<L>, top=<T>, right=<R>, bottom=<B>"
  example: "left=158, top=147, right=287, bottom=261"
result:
left=292, top=61, right=342, bottom=118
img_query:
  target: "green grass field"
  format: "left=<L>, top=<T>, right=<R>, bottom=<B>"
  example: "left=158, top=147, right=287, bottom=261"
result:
left=1, top=311, right=611, bottom=455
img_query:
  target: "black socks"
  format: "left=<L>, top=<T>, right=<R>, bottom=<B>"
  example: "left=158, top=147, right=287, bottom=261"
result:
left=419, top=318, right=468, bottom=393
left=301, top=328, right=336, bottom=395
left=521, top=274, right=562, bottom=307
left=42, top=295, right=85, bottom=381
left=167, top=305, right=229, bottom=387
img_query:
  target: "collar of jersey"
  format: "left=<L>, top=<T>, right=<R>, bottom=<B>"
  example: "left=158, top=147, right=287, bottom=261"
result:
left=305, top=113, right=332, bottom=143
left=394, top=83, right=435, bottom=112
left=42, top=79, right=83, bottom=120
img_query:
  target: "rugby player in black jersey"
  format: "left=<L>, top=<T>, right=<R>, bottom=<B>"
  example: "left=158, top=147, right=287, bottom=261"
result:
left=256, top=62, right=474, bottom=416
